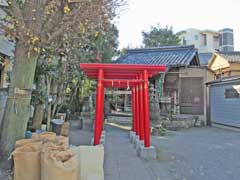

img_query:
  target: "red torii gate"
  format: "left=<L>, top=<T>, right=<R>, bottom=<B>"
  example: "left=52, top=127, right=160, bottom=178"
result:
left=80, top=63, right=166, bottom=147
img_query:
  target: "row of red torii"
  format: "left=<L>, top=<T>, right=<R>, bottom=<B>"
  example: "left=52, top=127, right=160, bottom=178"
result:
left=80, top=63, right=166, bottom=147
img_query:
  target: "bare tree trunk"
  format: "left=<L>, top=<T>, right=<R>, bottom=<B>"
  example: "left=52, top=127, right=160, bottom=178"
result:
left=32, top=75, right=46, bottom=129
left=32, top=104, right=45, bottom=130
left=0, top=40, right=38, bottom=168
left=51, top=103, right=57, bottom=119
left=46, top=77, right=51, bottom=131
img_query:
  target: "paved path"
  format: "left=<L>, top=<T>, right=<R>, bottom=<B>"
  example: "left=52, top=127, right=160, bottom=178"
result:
left=104, top=125, right=157, bottom=180
left=104, top=125, right=240, bottom=180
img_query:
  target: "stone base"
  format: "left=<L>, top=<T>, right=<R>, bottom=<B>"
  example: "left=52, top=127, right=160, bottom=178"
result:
left=102, top=130, right=106, bottom=136
left=137, top=146, right=157, bottom=160
left=131, top=134, right=139, bottom=145
left=129, top=131, right=136, bottom=141
left=100, top=137, right=105, bottom=145
left=91, top=138, right=94, bottom=145
left=135, top=139, right=144, bottom=150
left=90, top=134, right=105, bottom=146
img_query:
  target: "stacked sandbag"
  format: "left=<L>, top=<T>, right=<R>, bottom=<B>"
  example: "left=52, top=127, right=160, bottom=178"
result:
left=15, top=138, right=42, bottom=149
left=13, top=132, right=70, bottom=180
left=41, top=143, right=78, bottom=180
left=55, top=136, right=69, bottom=149
left=71, top=145, right=104, bottom=180
left=61, top=122, right=70, bottom=137
left=32, top=132, right=57, bottom=142
left=13, top=142, right=43, bottom=180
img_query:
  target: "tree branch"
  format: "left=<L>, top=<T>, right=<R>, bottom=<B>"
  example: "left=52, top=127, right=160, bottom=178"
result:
left=7, top=0, right=25, bottom=33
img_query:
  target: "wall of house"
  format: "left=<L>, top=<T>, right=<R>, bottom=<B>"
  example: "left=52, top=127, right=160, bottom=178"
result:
left=179, top=67, right=214, bottom=123
left=229, top=63, right=240, bottom=76
left=209, top=55, right=230, bottom=71
left=178, top=29, right=220, bottom=53
left=162, top=68, right=180, bottom=114
left=209, top=57, right=240, bottom=78
left=202, top=32, right=220, bottom=53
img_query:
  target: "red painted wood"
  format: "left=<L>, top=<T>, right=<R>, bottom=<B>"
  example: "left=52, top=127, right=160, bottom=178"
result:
left=80, top=63, right=166, bottom=80
left=79, top=63, right=167, bottom=147
left=139, top=74, right=145, bottom=141
left=94, top=69, right=104, bottom=145
left=80, top=63, right=166, bottom=71
left=135, top=86, right=139, bottom=136
left=143, top=70, right=150, bottom=147
left=131, top=88, right=135, bottom=131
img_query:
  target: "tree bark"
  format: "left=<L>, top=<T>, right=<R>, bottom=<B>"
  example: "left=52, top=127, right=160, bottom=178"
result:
left=32, top=104, right=44, bottom=130
left=32, top=75, right=46, bottom=129
left=0, top=40, right=38, bottom=168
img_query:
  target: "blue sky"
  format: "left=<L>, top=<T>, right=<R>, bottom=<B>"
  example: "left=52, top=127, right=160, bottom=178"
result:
left=116, top=0, right=240, bottom=50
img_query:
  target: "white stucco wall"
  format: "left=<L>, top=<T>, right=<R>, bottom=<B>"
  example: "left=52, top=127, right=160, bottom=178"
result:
left=178, top=28, right=220, bottom=53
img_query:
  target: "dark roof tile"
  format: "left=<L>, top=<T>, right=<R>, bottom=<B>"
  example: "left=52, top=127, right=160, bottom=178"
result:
left=217, top=51, right=240, bottom=63
left=116, top=45, right=200, bottom=66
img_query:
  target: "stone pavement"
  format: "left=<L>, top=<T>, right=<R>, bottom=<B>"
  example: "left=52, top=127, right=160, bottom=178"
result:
left=104, top=125, right=158, bottom=180
left=104, top=124, right=240, bottom=180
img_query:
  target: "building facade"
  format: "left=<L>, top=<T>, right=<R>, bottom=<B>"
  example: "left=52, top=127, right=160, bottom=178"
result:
left=219, top=28, right=234, bottom=52
left=116, top=45, right=214, bottom=124
left=177, top=28, right=234, bottom=53
left=208, top=51, right=240, bottom=79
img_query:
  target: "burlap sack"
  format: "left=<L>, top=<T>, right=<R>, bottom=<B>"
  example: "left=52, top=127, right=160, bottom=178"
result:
left=61, top=122, right=70, bottom=137
left=32, top=133, right=40, bottom=139
left=41, top=146, right=78, bottom=180
left=13, top=143, right=42, bottom=180
left=15, top=138, right=42, bottom=149
left=32, top=132, right=56, bottom=142
left=71, top=145, right=104, bottom=180
left=55, top=136, right=69, bottom=149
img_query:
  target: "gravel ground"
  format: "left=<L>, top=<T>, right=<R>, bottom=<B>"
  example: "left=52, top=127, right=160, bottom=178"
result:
left=104, top=125, right=240, bottom=180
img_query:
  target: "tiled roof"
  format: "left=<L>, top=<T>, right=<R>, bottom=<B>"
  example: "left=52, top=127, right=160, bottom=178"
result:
left=217, top=51, right=240, bottom=63
left=199, top=53, right=213, bottom=66
left=116, top=45, right=200, bottom=66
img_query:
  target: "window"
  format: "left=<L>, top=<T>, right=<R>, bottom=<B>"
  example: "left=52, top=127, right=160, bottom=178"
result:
left=213, top=36, right=219, bottom=42
left=203, top=34, right=207, bottom=46
left=194, top=35, right=199, bottom=40
left=225, top=87, right=240, bottom=99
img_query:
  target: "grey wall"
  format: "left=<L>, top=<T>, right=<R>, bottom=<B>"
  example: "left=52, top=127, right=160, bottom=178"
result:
left=0, top=88, right=8, bottom=129
left=210, top=82, right=240, bottom=127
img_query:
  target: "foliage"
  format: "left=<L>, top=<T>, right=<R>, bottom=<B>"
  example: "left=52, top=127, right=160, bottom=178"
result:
left=142, top=24, right=181, bottom=47
left=5, top=0, right=123, bottom=117
left=0, top=0, right=126, bottom=158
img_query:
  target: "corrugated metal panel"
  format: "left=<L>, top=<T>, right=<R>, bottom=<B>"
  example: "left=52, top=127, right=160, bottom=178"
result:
left=210, top=83, right=240, bottom=127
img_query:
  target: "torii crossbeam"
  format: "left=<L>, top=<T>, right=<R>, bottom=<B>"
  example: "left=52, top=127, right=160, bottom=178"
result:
left=80, top=63, right=166, bottom=147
